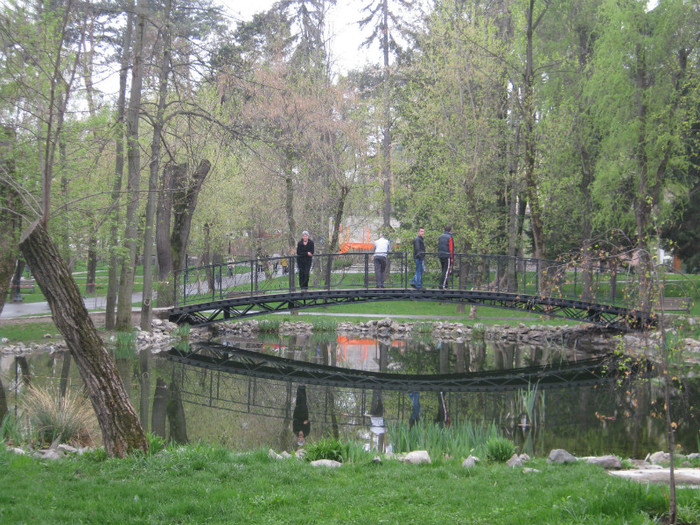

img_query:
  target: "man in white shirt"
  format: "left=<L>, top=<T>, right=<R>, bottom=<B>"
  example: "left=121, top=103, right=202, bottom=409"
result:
left=373, top=233, right=390, bottom=288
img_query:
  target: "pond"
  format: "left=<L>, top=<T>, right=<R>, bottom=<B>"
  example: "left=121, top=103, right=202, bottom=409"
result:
left=2, top=330, right=698, bottom=458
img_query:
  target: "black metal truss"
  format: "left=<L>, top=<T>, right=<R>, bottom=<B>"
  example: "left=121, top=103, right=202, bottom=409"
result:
left=166, top=342, right=653, bottom=393
left=168, top=288, right=655, bottom=330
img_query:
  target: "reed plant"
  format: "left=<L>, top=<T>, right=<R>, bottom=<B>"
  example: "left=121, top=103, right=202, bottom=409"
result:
left=112, top=329, right=137, bottom=359
left=388, top=419, right=503, bottom=459
left=21, top=385, right=97, bottom=446
left=311, top=318, right=338, bottom=332
left=258, top=319, right=280, bottom=333
left=0, top=414, right=22, bottom=445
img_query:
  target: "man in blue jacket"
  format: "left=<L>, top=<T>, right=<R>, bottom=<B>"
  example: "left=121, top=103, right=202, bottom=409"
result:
left=410, top=227, right=425, bottom=289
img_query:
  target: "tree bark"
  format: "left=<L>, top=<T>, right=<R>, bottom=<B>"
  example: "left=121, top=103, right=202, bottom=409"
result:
left=116, top=0, right=146, bottom=331
left=151, top=377, right=168, bottom=438
left=105, top=3, right=134, bottom=329
left=141, top=0, right=172, bottom=329
left=20, top=221, right=148, bottom=457
left=170, top=160, right=211, bottom=273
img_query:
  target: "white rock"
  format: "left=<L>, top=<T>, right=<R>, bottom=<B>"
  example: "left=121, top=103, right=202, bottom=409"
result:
left=268, top=449, right=283, bottom=460
left=58, top=444, right=78, bottom=454
left=310, top=459, right=342, bottom=467
left=585, top=455, right=622, bottom=469
left=506, top=454, right=522, bottom=467
left=404, top=450, right=431, bottom=465
left=462, top=455, right=479, bottom=468
left=547, top=449, right=577, bottom=464
left=648, top=451, right=671, bottom=465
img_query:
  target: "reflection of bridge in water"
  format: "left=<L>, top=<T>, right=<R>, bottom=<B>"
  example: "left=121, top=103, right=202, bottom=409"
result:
left=168, top=251, right=665, bottom=330
left=166, top=342, right=654, bottom=429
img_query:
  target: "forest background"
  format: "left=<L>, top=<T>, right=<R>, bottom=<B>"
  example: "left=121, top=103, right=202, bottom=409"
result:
left=0, top=0, right=699, bottom=458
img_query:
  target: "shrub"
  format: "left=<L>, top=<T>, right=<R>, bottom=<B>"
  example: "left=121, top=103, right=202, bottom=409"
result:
left=21, top=386, right=97, bottom=446
left=486, top=437, right=516, bottom=462
left=304, top=437, right=346, bottom=462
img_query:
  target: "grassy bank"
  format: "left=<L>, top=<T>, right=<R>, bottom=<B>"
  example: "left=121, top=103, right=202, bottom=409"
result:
left=1, top=445, right=698, bottom=524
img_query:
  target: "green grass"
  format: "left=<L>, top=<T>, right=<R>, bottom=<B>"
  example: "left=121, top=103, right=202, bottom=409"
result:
left=0, top=444, right=696, bottom=524
left=0, top=322, right=60, bottom=341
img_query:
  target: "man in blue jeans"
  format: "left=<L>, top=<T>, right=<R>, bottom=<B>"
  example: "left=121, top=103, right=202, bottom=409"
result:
left=410, top=227, right=425, bottom=289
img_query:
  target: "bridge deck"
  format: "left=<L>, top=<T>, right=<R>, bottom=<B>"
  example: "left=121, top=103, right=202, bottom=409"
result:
left=168, top=287, right=654, bottom=330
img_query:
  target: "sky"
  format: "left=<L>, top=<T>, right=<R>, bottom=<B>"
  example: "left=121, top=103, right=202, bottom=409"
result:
left=221, top=0, right=389, bottom=74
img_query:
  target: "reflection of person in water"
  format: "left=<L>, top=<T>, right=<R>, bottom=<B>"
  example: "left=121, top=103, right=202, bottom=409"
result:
left=435, top=391, right=450, bottom=428
left=408, top=391, right=421, bottom=428
left=292, top=386, right=310, bottom=446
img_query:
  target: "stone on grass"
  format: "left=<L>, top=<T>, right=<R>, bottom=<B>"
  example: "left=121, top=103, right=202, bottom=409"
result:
left=268, top=449, right=283, bottom=460
left=58, top=444, right=78, bottom=454
left=648, top=451, right=670, bottom=465
left=585, top=455, right=622, bottom=469
left=310, top=459, right=342, bottom=468
left=523, top=468, right=541, bottom=474
left=547, top=449, right=577, bottom=464
left=506, top=454, right=522, bottom=468
left=462, top=455, right=479, bottom=468
left=404, top=450, right=431, bottom=465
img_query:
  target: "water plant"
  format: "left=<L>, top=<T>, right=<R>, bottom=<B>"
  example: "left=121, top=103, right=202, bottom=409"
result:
left=258, top=319, right=280, bottom=333
left=486, top=436, right=516, bottom=462
left=388, top=419, right=503, bottom=459
left=112, top=329, right=137, bottom=359
left=21, top=385, right=97, bottom=446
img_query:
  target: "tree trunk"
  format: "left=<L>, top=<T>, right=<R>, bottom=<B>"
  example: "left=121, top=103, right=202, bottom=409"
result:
left=116, top=0, right=146, bottom=331
left=85, top=235, right=97, bottom=295
left=167, top=380, right=188, bottom=444
left=138, top=349, right=150, bottom=432
left=19, top=221, right=148, bottom=457
left=141, top=0, right=172, bottom=329
left=170, top=160, right=211, bottom=273
left=156, top=163, right=175, bottom=281
left=151, top=377, right=168, bottom=438
left=0, top=127, right=20, bottom=315
left=105, top=4, right=134, bottom=329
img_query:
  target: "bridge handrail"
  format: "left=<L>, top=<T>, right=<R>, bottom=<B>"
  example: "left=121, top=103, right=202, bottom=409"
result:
left=172, top=250, right=657, bottom=312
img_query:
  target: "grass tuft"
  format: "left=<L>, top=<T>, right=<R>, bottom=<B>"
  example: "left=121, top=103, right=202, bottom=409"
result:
left=21, top=385, right=97, bottom=447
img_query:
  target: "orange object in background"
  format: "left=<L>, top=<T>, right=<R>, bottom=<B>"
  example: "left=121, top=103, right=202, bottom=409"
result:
left=339, top=242, right=374, bottom=253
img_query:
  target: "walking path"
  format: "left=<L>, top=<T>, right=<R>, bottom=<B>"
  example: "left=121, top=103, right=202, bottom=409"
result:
left=1, top=293, right=144, bottom=321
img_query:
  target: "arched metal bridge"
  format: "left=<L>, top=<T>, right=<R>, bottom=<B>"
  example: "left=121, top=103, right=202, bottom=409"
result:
left=168, top=251, right=664, bottom=330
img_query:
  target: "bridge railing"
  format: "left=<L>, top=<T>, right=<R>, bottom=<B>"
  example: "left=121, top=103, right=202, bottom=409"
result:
left=173, top=251, right=649, bottom=310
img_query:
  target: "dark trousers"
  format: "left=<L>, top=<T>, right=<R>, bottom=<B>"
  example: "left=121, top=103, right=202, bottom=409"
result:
left=374, top=256, right=387, bottom=287
left=298, top=260, right=312, bottom=289
left=440, top=257, right=451, bottom=289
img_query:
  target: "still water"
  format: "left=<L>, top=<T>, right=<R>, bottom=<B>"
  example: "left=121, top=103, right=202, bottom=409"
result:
left=2, top=331, right=698, bottom=458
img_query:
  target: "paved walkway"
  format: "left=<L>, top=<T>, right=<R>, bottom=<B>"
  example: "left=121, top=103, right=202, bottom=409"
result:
left=1, top=293, right=144, bottom=320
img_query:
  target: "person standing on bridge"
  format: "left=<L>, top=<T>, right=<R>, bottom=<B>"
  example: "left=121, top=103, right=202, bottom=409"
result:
left=373, top=232, right=390, bottom=288
left=410, top=227, right=425, bottom=289
left=438, top=225, right=454, bottom=289
left=296, top=231, right=314, bottom=291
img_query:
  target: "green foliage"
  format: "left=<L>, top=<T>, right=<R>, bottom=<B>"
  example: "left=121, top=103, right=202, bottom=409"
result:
left=304, top=437, right=346, bottom=462
left=258, top=319, right=280, bottom=333
left=1, top=445, right=686, bottom=523
left=112, top=330, right=136, bottom=359
left=485, top=437, right=516, bottom=463
left=21, top=386, right=97, bottom=446
left=388, top=420, right=502, bottom=459
left=0, top=414, right=22, bottom=445
left=146, top=433, right=167, bottom=456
